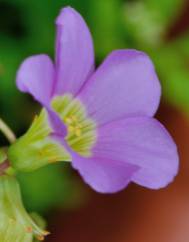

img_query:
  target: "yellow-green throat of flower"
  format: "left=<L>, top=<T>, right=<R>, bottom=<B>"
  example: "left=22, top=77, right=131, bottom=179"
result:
left=52, top=94, right=97, bottom=157
left=8, top=94, right=97, bottom=172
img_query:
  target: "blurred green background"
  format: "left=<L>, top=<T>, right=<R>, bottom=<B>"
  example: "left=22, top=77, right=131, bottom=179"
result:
left=0, top=0, right=189, bottom=216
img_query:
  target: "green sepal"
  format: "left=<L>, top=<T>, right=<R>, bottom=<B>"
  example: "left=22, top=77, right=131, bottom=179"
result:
left=7, top=110, right=71, bottom=172
left=0, top=175, right=49, bottom=241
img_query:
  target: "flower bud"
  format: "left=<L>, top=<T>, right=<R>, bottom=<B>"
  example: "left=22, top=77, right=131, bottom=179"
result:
left=0, top=175, right=49, bottom=241
left=7, top=110, right=71, bottom=172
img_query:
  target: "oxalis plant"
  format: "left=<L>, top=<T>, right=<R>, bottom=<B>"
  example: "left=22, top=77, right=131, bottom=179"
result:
left=0, top=7, right=179, bottom=242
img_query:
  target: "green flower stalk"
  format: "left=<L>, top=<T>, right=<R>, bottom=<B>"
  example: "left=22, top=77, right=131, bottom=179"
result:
left=0, top=118, right=16, bottom=144
left=0, top=175, right=49, bottom=241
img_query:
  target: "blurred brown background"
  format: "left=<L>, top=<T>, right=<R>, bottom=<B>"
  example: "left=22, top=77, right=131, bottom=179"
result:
left=46, top=104, right=189, bottom=242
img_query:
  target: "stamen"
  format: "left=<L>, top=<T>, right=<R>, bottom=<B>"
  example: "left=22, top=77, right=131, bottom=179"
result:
left=71, top=115, right=78, bottom=122
left=65, top=117, right=72, bottom=124
left=52, top=94, right=97, bottom=157
left=68, top=126, right=75, bottom=133
left=75, top=129, right=82, bottom=137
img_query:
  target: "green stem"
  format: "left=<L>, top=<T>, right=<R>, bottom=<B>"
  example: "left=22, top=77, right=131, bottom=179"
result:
left=0, top=118, right=16, bottom=144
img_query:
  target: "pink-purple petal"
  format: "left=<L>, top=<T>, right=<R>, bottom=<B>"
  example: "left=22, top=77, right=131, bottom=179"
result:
left=72, top=153, right=139, bottom=193
left=16, top=54, right=68, bottom=138
left=93, top=117, right=179, bottom=189
left=78, top=50, right=161, bottom=125
left=54, top=7, right=94, bottom=96
left=16, top=54, right=55, bottom=106
left=15, top=7, right=178, bottom=192
left=46, top=107, right=67, bottom=137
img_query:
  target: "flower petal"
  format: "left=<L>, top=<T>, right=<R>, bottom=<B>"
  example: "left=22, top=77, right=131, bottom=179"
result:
left=93, top=117, right=179, bottom=189
left=46, top=107, right=67, bottom=137
left=78, top=50, right=161, bottom=125
left=16, top=54, right=54, bottom=106
left=54, top=7, right=94, bottom=96
left=72, top=153, right=139, bottom=193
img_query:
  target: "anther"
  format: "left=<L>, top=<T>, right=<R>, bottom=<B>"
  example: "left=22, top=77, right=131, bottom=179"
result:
left=68, top=126, right=75, bottom=133
left=65, top=117, right=72, bottom=124
left=75, top=129, right=82, bottom=137
left=71, top=115, right=78, bottom=122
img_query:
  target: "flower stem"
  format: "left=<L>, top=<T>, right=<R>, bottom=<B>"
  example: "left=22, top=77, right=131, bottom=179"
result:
left=0, top=118, right=16, bottom=144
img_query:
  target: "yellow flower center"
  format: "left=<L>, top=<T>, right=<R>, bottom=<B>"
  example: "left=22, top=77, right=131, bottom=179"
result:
left=51, top=94, right=97, bottom=157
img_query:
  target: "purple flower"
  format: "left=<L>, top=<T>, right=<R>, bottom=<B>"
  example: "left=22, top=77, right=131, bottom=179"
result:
left=15, top=7, right=178, bottom=193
